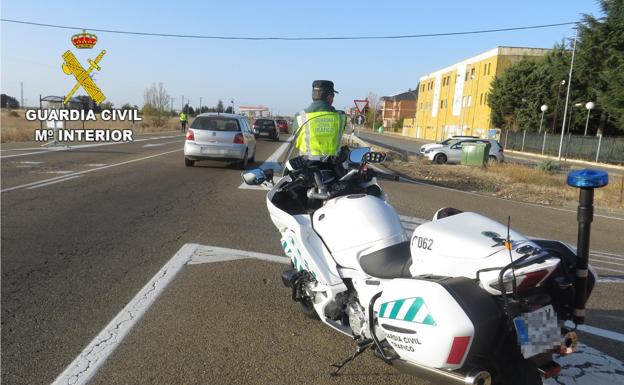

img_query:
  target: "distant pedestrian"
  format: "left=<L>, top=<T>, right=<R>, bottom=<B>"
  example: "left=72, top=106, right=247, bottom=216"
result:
left=179, top=111, right=188, bottom=133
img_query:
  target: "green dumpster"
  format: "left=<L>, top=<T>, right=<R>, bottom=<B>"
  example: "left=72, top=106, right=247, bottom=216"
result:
left=461, top=142, right=491, bottom=167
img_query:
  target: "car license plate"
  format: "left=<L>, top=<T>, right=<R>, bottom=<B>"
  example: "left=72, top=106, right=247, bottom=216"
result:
left=513, top=305, right=560, bottom=358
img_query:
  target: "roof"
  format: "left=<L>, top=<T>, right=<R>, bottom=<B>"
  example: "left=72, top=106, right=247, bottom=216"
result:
left=381, top=90, right=418, bottom=101
left=419, top=46, right=552, bottom=82
left=196, top=112, right=241, bottom=118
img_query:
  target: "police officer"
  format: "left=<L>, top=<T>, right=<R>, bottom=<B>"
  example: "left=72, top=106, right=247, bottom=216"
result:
left=179, top=111, right=188, bottom=133
left=295, top=80, right=347, bottom=158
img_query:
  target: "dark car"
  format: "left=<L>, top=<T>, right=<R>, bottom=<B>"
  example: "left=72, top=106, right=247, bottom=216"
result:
left=276, top=119, right=289, bottom=133
left=252, top=118, right=279, bottom=141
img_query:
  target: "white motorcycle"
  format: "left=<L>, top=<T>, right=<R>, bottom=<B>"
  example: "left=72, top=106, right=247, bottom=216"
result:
left=242, top=143, right=608, bottom=385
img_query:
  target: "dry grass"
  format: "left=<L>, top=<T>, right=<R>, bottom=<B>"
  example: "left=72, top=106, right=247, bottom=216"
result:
left=0, top=109, right=180, bottom=142
left=369, top=147, right=624, bottom=211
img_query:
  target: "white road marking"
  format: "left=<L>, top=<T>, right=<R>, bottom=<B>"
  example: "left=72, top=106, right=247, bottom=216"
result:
left=50, top=243, right=200, bottom=385
left=84, top=163, right=107, bottom=167
left=565, top=322, right=624, bottom=343
left=26, top=175, right=82, bottom=190
left=36, top=170, right=75, bottom=175
left=238, top=136, right=293, bottom=190
left=0, top=135, right=183, bottom=159
left=543, top=343, right=624, bottom=385
left=142, top=140, right=181, bottom=148
left=594, top=251, right=624, bottom=260
left=18, top=160, right=44, bottom=164
left=1, top=148, right=182, bottom=193
left=53, top=242, right=623, bottom=385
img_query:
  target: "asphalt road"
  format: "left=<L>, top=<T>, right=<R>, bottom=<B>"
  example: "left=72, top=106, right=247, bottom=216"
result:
left=1, top=132, right=622, bottom=385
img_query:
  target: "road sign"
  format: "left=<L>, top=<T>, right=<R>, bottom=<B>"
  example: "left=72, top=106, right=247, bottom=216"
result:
left=354, top=99, right=369, bottom=114
left=355, top=114, right=365, bottom=125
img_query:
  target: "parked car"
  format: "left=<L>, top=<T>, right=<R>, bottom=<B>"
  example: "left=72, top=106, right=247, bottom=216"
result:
left=276, top=119, right=289, bottom=133
left=419, top=135, right=479, bottom=155
left=252, top=118, right=280, bottom=141
left=184, top=113, right=256, bottom=169
left=424, top=138, right=504, bottom=164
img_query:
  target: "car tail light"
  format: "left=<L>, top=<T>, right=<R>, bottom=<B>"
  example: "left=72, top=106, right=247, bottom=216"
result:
left=186, top=129, right=195, bottom=141
left=446, top=336, right=471, bottom=365
left=233, top=133, right=244, bottom=144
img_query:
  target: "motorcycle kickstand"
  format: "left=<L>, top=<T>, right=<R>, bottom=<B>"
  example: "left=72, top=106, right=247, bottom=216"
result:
left=329, top=338, right=373, bottom=376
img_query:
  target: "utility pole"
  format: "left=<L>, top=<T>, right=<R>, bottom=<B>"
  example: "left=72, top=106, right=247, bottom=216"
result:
left=20, top=82, right=24, bottom=108
left=181, top=95, right=185, bottom=113
left=559, top=29, right=578, bottom=160
left=199, top=97, right=202, bottom=114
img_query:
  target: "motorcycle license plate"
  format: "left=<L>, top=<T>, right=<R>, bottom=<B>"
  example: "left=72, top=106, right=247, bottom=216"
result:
left=513, top=305, right=561, bottom=358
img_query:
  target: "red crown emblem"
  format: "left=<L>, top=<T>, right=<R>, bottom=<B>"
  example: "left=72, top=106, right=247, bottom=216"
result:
left=71, top=30, right=97, bottom=49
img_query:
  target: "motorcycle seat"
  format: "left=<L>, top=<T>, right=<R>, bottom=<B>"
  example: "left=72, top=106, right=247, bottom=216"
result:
left=359, top=241, right=412, bottom=279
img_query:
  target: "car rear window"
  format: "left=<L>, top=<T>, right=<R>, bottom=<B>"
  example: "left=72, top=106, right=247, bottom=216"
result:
left=191, top=117, right=240, bottom=131
left=254, top=119, right=276, bottom=128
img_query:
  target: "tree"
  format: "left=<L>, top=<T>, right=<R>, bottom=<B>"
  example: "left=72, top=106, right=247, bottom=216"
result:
left=100, top=101, right=114, bottom=110
left=225, top=106, right=233, bottom=113
left=489, top=1, right=624, bottom=134
left=575, top=0, right=624, bottom=133
left=1, top=94, right=19, bottom=108
left=143, top=82, right=171, bottom=127
left=217, top=99, right=224, bottom=113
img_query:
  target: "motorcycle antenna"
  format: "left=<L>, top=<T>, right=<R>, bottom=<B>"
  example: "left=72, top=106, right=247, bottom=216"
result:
left=506, top=216, right=518, bottom=299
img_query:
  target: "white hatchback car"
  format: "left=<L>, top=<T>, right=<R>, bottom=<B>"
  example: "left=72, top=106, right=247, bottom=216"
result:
left=424, top=138, right=504, bottom=164
left=184, top=113, right=256, bottom=169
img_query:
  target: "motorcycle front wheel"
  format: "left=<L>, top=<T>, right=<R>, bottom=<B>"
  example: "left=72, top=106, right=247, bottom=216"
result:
left=299, top=296, right=319, bottom=320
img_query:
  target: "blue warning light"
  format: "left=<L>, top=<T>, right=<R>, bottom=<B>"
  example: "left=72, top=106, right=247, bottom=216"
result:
left=567, top=169, right=609, bottom=188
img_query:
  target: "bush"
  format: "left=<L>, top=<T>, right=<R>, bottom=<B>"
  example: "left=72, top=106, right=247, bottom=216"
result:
left=9, top=110, right=19, bottom=117
left=537, top=160, right=558, bottom=173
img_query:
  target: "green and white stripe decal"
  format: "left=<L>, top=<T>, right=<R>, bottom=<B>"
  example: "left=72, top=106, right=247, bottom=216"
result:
left=281, top=236, right=316, bottom=278
left=378, top=297, right=436, bottom=326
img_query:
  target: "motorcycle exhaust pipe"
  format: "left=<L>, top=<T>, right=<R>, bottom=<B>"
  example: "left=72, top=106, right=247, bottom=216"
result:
left=566, top=170, right=608, bottom=324
left=391, top=359, right=491, bottom=385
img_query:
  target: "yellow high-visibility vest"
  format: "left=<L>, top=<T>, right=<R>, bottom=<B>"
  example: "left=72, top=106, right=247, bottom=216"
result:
left=179, top=113, right=187, bottom=122
left=295, top=110, right=346, bottom=156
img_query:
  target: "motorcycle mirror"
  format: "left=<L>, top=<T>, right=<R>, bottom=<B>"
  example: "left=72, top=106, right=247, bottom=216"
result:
left=241, top=168, right=266, bottom=185
left=349, top=147, right=371, bottom=164
left=363, top=152, right=386, bottom=163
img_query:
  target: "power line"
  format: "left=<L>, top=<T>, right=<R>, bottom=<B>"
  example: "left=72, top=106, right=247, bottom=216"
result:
left=0, top=18, right=577, bottom=41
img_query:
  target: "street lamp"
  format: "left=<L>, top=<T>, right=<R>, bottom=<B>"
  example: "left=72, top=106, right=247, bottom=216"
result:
left=584, top=102, right=595, bottom=136
left=538, top=104, right=548, bottom=133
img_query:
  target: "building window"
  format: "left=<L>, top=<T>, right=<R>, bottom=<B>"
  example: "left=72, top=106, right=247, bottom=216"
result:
left=480, top=93, right=483, bottom=105
left=471, top=68, right=475, bottom=77
left=468, top=96, right=472, bottom=106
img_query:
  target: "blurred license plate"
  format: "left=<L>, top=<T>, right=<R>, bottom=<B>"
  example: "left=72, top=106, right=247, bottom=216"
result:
left=513, top=305, right=560, bottom=358
left=201, top=146, right=227, bottom=155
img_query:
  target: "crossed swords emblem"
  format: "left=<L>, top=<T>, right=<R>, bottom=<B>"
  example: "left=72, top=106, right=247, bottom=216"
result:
left=62, top=49, right=107, bottom=105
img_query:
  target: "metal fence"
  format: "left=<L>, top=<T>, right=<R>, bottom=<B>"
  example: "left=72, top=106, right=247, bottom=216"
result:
left=502, top=130, right=624, bottom=165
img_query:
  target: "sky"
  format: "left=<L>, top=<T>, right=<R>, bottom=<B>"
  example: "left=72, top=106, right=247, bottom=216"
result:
left=1, top=0, right=602, bottom=116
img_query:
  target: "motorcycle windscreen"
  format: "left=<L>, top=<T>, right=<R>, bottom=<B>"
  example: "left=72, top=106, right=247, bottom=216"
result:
left=376, top=278, right=475, bottom=369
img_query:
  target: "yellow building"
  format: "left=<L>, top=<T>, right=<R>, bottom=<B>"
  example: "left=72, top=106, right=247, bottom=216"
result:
left=413, top=46, right=551, bottom=141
